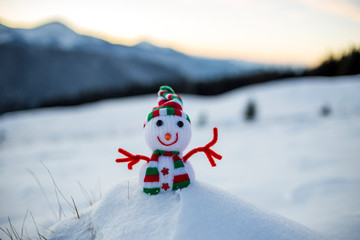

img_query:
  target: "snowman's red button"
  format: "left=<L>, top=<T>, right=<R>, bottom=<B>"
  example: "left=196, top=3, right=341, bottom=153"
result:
left=161, top=167, right=169, bottom=175
left=162, top=183, right=170, bottom=191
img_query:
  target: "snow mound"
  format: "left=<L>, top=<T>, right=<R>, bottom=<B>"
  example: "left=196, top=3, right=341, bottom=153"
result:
left=48, top=179, right=327, bottom=240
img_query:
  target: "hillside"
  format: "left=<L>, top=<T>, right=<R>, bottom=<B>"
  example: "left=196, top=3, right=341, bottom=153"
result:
left=47, top=180, right=327, bottom=240
left=0, top=22, right=283, bottom=114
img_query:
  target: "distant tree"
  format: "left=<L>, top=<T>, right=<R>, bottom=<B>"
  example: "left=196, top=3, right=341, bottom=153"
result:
left=244, top=100, right=257, bottom=121
left=306, top=46, right=360, bottom=76
left=0, top=130, right=5, bottom=143
left=197, top=112, right=208, bottom=127
left=320, top=105, right=331, bottom=117
left=339, top=47, right=360, bottom=75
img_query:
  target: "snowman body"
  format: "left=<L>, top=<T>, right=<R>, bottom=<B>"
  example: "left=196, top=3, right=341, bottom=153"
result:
left=142, top=115, right=193, bottom=194
left=139, top=155, right=195, bottom=193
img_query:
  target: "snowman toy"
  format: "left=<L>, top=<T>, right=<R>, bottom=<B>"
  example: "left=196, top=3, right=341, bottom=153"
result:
left=116, top=86, right=222, bottom=195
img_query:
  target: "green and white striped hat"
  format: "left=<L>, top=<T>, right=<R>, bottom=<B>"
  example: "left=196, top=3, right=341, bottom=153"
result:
left=146, top=86, right=190, bottom=124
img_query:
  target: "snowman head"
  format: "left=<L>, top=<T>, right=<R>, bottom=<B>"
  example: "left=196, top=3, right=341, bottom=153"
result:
left=144, top=86, right=191, bottom=152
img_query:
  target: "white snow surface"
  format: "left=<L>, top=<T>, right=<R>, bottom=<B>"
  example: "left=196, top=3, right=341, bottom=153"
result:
left=1, top=75, right=360, bottom=239
left=48, top=179, right=326, bottom=240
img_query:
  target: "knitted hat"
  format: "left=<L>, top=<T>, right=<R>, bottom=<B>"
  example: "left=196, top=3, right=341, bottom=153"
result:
left=146, top=86, right=191, bottom=124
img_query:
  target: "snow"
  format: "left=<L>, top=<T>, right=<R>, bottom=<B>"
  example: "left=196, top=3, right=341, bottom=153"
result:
left=48, top=180, right=326, bottom=240
left=0, top=75, right=360, bottom=239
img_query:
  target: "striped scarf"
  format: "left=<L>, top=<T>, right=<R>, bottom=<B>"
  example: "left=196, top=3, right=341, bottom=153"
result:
left=143, top=150, right=190, bottom=195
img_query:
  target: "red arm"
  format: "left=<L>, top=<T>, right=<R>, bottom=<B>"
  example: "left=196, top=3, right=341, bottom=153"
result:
left=183, top=127, right=222, bottom=167
left=116, top=148, right=150, bottom=170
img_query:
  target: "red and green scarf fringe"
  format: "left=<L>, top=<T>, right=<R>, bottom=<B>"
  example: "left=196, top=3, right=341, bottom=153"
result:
left=143, top=150, right=190, bottom=195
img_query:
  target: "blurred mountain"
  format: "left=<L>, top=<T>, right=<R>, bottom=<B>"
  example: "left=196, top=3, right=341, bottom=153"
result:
left=0, top=21, right=290, bottom=114
left=0, top=22, right=109, bottom=49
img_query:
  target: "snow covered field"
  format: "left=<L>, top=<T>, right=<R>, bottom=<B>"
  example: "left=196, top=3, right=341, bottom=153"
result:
left=0, top=75, right=359, bottom=239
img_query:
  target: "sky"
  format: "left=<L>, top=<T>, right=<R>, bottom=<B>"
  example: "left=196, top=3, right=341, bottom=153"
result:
left=0, top=0, right=359, bottom=67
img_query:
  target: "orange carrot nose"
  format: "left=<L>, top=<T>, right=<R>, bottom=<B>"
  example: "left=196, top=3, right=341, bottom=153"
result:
left=165, top=133, right=172, bottom=141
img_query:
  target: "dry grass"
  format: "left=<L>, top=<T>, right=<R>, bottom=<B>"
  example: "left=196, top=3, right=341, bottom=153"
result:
left=0, top=210, right=49, bottom=240
left=71, top=197, right=80, bottom=219
left=1, top=162, right=102, bottom=240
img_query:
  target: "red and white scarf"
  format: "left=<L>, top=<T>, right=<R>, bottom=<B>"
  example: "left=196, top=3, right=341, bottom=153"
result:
left=143, top=150, right=190, bottom=195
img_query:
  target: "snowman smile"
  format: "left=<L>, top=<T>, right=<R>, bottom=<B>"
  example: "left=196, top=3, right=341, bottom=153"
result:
left=157, top=133, right=179, bottom=146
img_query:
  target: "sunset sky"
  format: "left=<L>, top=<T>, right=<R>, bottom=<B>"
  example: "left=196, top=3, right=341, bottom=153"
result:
left=1, top=0, right=359, bottom=66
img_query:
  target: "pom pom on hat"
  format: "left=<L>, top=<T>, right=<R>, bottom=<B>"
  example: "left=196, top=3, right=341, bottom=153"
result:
left=146, top=86, right=191, bottom=124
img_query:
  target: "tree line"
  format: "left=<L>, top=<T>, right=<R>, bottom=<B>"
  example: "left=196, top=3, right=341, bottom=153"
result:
left=188, top=46, right=360, bottom=96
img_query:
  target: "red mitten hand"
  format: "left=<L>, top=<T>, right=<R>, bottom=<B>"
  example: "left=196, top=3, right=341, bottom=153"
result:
left=184, top=127, right=222, bottom=167
left=116, top=148, right=150, bottom=170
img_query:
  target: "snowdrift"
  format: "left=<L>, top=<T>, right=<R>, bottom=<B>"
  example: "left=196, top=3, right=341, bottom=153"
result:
left=48, top=179, right=327, bottom=240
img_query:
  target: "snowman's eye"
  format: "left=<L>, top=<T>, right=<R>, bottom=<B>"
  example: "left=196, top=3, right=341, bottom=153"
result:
left=156, top=120, right=163, bottom=126
left=177, top=121, right=184, bottom=128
